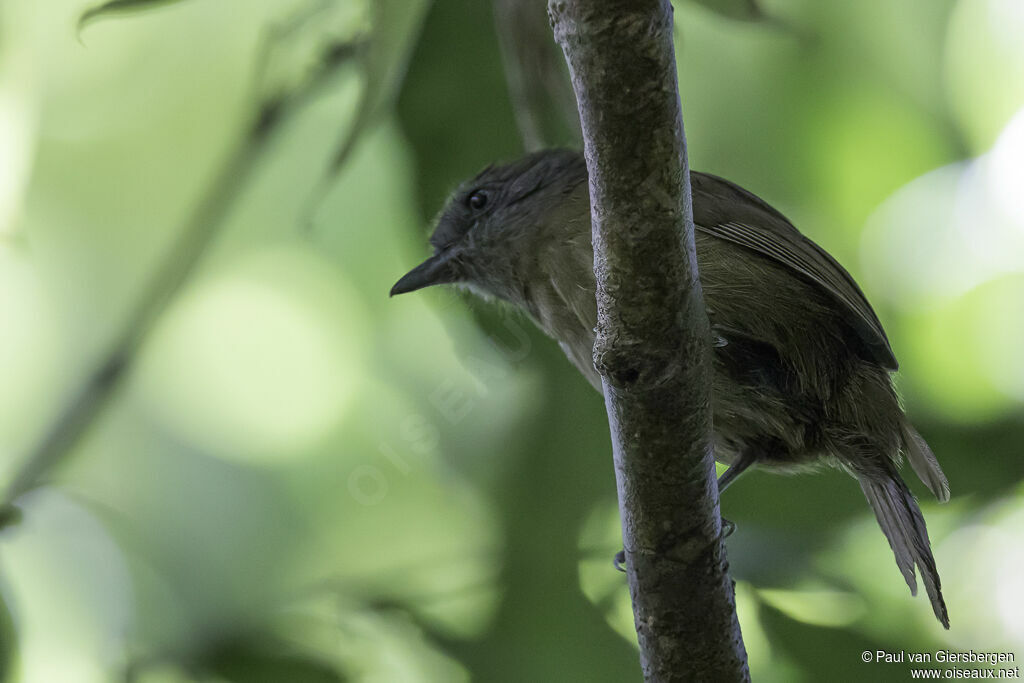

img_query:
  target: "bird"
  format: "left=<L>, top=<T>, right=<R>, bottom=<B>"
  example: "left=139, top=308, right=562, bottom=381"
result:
left=390, top=148, right=951, bottom=627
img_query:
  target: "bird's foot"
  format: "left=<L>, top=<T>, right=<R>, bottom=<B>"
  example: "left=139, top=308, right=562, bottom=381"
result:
left=613, top=549, right=626, bottom=573
left=614, top=519, right=733, bottom=573
left=722, top=516, right=736, bottom=539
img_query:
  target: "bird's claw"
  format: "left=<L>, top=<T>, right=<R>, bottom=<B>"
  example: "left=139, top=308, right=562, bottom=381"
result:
left=613, top=549, right=627, bottom=573
left=614, top=521, right=733, bottom=573
left=722, top=517, right=736, bottom=538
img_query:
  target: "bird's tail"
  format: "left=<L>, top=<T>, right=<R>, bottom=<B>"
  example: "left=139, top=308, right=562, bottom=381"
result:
left=858, top=470, right=949, bottom=628
left=901, top=422, right=950, bottom=503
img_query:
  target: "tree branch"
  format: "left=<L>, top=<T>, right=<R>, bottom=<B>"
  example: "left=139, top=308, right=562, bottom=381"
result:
left=547, top=1, right=749, bottom=680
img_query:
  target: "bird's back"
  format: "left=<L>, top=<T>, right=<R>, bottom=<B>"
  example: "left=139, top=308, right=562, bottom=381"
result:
left=528, top=168, right=906, bottom=468
left=695, top=229, right=902, bottom=468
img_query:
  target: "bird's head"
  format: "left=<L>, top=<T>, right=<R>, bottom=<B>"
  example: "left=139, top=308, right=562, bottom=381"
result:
left=390, top=149, right=589, bottom=305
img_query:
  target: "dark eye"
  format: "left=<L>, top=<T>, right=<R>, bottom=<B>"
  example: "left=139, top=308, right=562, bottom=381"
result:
left=467, top=190, right=488, bottom=211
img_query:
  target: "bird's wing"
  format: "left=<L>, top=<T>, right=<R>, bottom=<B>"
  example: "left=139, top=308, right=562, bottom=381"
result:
left=691, top=171, right=898, bottom=371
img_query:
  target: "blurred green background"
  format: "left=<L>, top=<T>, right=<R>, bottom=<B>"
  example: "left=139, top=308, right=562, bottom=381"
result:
left=0, top=0, right=1022, bottom=681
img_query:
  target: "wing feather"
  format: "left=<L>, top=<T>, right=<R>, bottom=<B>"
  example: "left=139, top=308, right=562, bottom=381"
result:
left=692, top=171, right=898, bottom=371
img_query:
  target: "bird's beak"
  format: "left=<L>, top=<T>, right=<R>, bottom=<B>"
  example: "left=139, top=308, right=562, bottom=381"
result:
left=390, top=251, right=459, bottom=297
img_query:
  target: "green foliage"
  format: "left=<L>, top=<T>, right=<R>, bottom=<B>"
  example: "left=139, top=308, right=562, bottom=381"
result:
left=327, top=0, right=431, bottom=172
left=0, top=0, right=1022, bottom=681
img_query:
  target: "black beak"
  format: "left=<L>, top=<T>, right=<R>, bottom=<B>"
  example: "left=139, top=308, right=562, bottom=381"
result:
left=390, top=251, right=459, bottom=297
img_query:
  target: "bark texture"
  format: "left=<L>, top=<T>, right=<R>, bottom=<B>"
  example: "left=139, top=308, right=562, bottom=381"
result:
left=548, top=1, right=750, bottom=680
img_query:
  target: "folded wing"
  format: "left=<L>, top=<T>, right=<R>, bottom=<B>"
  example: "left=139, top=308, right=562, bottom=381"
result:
left=691, top=171, right=898, bottom=371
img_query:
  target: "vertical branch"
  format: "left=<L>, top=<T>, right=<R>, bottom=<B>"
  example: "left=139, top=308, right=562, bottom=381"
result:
left=548, top=1, right=749, bottom=681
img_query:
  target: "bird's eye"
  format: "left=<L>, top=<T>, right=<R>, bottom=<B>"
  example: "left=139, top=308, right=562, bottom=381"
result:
left=467, top=190, right=488, bottom=211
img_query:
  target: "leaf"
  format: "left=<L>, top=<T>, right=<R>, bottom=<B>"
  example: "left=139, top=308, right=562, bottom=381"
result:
left=78, top=0, right=194, bottom=34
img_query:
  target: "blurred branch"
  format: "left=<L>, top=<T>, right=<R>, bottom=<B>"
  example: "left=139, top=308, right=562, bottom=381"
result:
left=302, top=0, right=432, bottom=230
left=78, top=0, right=195, bottom=35
left=492, top=0, right=580, bottom=151
left=549, top=0, right=748, bottom=681
left=680, top=0, right=808, bottom=41
left=330, top=0, right=431, bottom=174
left=686, top=0, right=766, bottom=22
left=0, top=34, right=362, bottom=526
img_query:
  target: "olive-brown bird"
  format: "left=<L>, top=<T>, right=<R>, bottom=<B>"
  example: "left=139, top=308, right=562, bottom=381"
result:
left=391, top=149, right=951, bottom=627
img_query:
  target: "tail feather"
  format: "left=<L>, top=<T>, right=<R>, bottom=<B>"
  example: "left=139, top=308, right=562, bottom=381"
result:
left=901, top=423, right=950, bottom=503
left=859, top=474, right=949, bottom=629
left=861, top=478, right=918, bottom=591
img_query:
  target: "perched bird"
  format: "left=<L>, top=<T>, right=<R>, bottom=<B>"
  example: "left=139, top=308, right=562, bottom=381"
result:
left=390, top=149, right=951, bottom=627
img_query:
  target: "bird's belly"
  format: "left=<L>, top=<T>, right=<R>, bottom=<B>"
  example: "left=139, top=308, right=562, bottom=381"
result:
left=708, top=341, right=826, bottom=468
